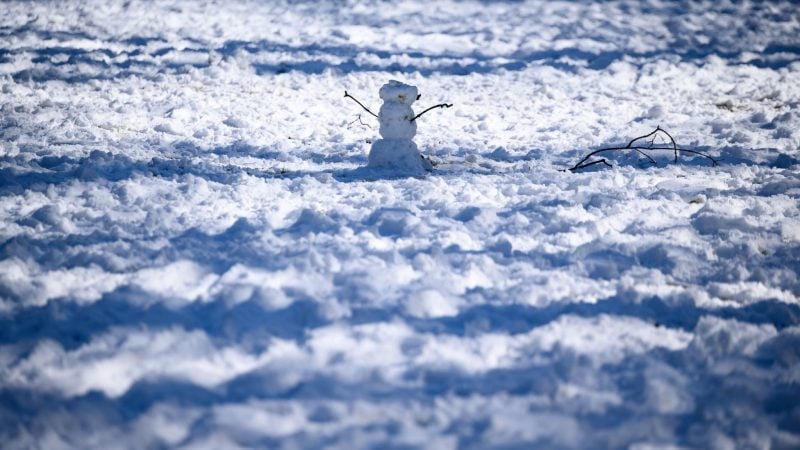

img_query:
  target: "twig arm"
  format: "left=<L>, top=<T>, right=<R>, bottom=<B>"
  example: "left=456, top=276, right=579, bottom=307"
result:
left=344, top=91, right=378, bottom=119
left=410, top=103, right=453, bottom=122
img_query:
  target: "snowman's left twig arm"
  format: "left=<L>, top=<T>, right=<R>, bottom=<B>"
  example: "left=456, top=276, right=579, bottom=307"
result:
left=344, top=91, right=378, bottom=119
left=410, top=103, right=453, bottom=122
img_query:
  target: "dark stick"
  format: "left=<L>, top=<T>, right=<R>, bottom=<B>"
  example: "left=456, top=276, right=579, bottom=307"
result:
left=347, top=113, right=371, bottom=129
left=570, top=146, right=658, bottom=171
left=627, top=126, right=679, bottom=163
left=568, top=127, right=718, bottom=172
left=576, top=159, right=613, bottom=170
left=344, top=91, right=378, bottom=119
left=625, top=127, right=661, bottom=148
left=622, top=130, right=659, bottom=165
left=410, top=103, right=453, bottom=122
left=655, top=126, right=679, bottom=163
left=569, top=145, right=718, bottom=172
left=632, top=148, right=658, bottom=165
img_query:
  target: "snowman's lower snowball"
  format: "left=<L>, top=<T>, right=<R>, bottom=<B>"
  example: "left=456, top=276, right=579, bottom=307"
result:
left=366, top=80, right=432, bottom=175
left=368, top=139, right=432, bottom=176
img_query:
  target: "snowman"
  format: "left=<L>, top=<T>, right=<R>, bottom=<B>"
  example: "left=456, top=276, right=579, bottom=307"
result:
left=345, top=80, right=452, bottom=175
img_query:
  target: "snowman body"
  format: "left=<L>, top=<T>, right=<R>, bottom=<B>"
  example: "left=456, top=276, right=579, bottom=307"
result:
left=367, top=81, right=432, bottom=174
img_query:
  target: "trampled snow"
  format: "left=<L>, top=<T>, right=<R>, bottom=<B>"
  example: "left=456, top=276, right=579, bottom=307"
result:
left=1, top=0, right=799, bottom=449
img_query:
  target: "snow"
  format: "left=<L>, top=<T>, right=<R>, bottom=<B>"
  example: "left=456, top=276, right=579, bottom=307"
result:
left=367, top=139, right=431, bottom=175
left=0, top=0, right=799, bottom=448
left=379, top=80, right=419, bottom=105
left=378, top=99, right=416, bottom=139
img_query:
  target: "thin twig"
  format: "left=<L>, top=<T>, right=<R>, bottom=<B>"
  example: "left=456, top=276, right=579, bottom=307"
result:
left=656, top=126, right=679, bottom=163
left=347, top=113, right=371, bottom=129
left=411, top=103, right=453, bottom=122
left=577, top=159, right=613, bottom=170
left=570, top=145, right=718, bottom=171
left=626, top=127, right=660, bottom=148
left=568, top=126, right=718, bottom=172
left=570, top=146, right=659, bottom=171
left=632, top=148, right=658, bottom=165
left=628, top=125, right=678, bottom=163
left=344, top=91, right=378, bottom=119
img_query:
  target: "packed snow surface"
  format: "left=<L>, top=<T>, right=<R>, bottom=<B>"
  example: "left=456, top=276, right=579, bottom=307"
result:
left=1, top=0, right=800, bottom=449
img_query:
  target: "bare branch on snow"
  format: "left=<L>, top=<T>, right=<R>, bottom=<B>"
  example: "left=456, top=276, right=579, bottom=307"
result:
left=567, top=126, right=718, bottom=172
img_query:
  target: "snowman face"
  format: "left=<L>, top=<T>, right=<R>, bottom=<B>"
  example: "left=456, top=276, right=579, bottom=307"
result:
left=379, top=81, right=418, bottom=106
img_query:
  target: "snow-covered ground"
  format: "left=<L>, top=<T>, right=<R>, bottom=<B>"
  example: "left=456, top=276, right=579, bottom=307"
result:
left=1, top=1, right=799, bottom=448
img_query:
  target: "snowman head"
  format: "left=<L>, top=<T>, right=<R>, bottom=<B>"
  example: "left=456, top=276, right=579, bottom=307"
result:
left=379, top=80, right=418, bottom=105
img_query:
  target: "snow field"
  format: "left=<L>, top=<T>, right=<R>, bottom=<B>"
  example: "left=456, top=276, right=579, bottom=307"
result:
left=1, top=0, right=800, bottom=448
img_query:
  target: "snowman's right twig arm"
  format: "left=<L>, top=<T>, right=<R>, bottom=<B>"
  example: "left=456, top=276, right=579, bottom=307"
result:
left=344, top=91, right=378, bottom=119
left=410, top=103, right=453, bottom=122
